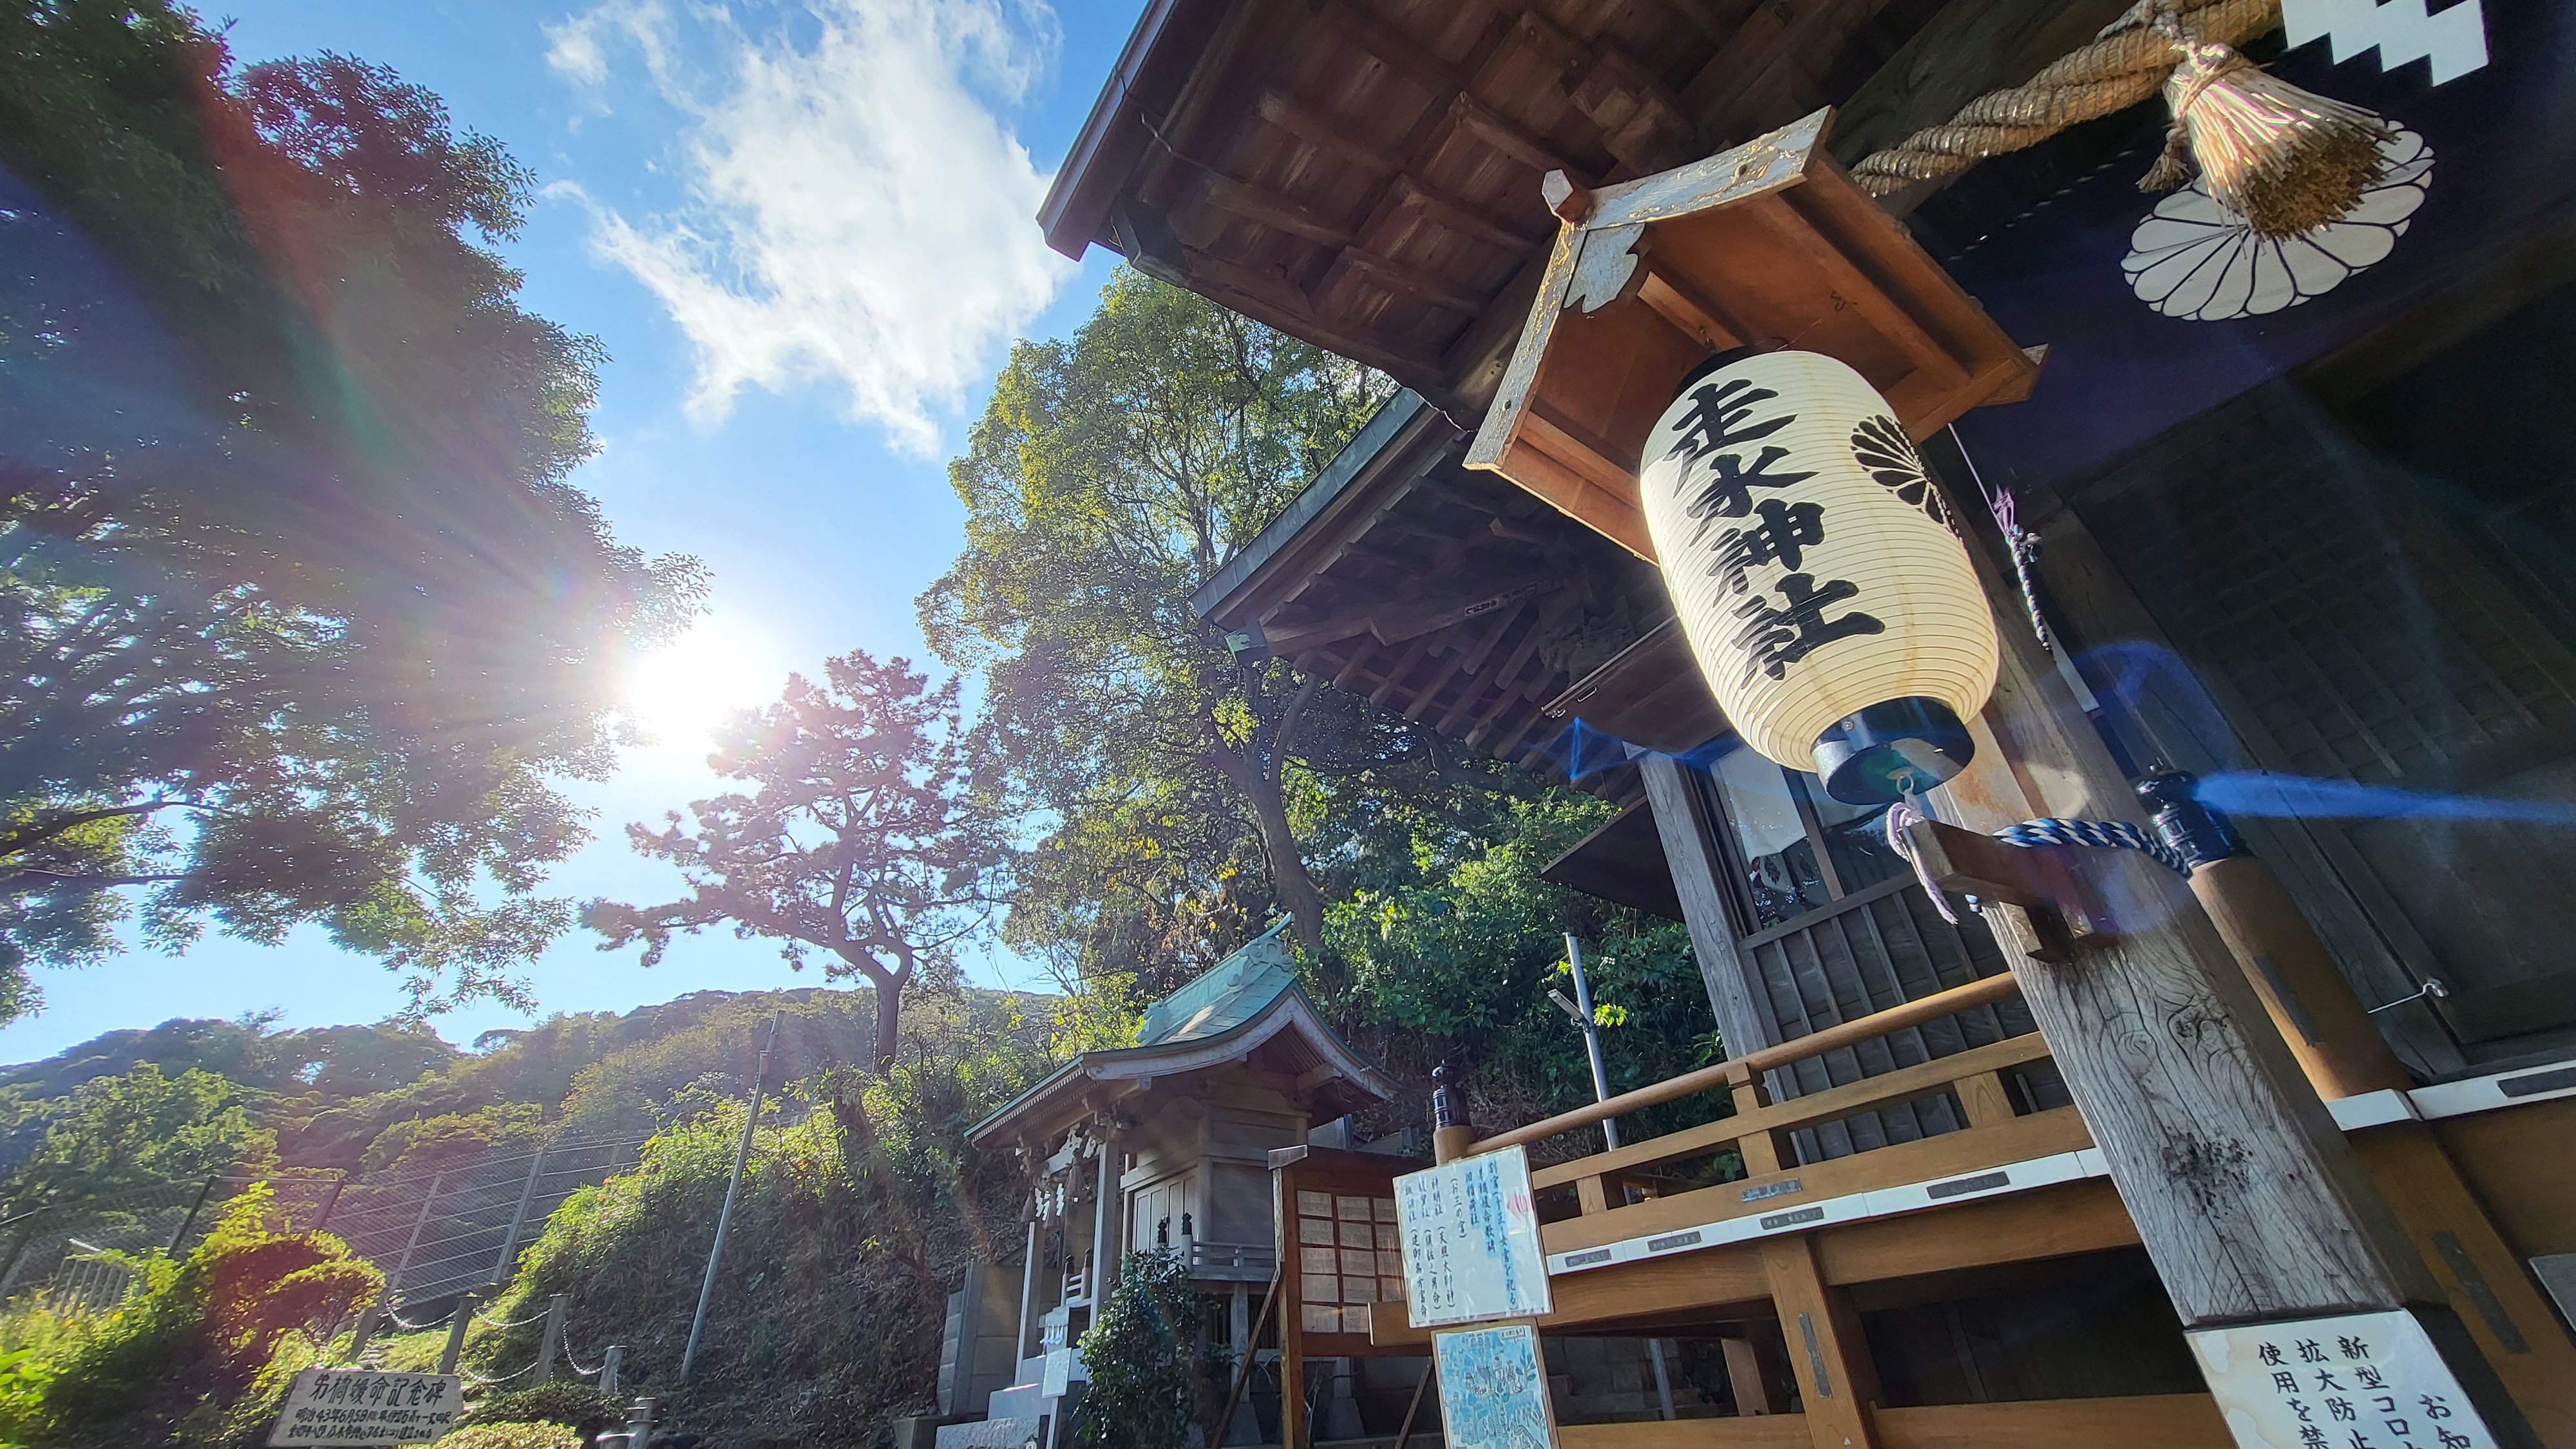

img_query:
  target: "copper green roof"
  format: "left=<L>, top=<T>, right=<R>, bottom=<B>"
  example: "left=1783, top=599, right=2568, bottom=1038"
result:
left=969, top=923, right=1395, bottom=1146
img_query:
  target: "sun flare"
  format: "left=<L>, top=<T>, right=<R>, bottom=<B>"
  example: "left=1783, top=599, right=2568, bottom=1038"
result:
left=623, top=624, right=782, bottom=750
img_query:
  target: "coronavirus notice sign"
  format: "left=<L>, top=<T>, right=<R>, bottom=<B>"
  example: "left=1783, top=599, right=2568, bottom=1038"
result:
left=266, top=1368, right=463, bottom=1446
left=2188, top=1310, right=2505, bottom=1449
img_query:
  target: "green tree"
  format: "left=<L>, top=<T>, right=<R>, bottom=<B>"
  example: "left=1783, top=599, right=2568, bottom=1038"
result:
left=1318, top=788, right=1719, bottom=1143
left=5, top=1063, right=276, bottom=1206
left=587, top=652, right=1013, bottom=1072
left=0, top=5, right=702, bottom=1019
left=923, top=270, right=1391, bottom=967
left=1072, top=1248, right=1204, bottom=1449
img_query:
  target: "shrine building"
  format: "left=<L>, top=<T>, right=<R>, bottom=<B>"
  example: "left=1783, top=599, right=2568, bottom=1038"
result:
left=939, top=0, right=2576, bottom=1444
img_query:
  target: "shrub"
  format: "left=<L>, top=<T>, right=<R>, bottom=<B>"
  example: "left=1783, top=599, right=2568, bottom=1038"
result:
left=436, top=1425, right=585, bottom=1449
left=19, top=1185, right=383, bottom=1447
left=463, top=1380, right=623, bottom=1437
left=1072, top=1249, right=1202, bottom=1449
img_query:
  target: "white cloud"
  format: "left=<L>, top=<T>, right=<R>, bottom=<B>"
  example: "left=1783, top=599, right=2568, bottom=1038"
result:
left=547, top=0, right=1075, bottom=453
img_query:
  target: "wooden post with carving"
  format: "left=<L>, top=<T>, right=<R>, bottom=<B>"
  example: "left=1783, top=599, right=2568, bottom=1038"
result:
left=1911, top=533, right=2543, bottom=1447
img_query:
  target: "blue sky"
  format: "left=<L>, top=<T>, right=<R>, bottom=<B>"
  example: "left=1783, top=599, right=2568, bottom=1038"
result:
left=0, top=0, right=1146, bottom=1063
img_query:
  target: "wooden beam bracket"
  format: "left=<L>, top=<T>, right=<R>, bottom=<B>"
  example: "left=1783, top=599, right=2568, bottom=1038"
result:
left=1902, top=819, right=2105, bottom=964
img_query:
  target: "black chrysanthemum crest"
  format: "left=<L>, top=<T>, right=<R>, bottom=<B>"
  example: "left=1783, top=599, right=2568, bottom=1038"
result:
left=1850, top=415, right=1948, bottom=527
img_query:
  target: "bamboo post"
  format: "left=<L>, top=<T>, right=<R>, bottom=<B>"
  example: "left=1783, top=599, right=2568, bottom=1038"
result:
left=534, top=1293, right=570, bottom=1383
left=682, top=1010, right=781, bottom=1381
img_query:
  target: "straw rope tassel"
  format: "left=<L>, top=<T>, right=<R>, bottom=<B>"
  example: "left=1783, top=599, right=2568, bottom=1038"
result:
left=1850, top=0, right=2281, bottom=194
left=2146, top=39, right=2394, bottom=235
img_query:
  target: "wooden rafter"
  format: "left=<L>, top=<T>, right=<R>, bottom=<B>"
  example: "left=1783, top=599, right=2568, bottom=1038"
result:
left=1311, top=0, right=1463, bottom=96
left=1448, top=94, right=1590, bottom=183
left=1200, top=173, right=1354, bottom=247
left=1256, top=90, right=1401, bottom=176
left=1365, top=629, right=1440, bottom=708
left=1384, top=175, right=1540, bottom=257
left=1320, top=246, right=1489, bottom=317
left=1177, top=247, right=1443, bottom=381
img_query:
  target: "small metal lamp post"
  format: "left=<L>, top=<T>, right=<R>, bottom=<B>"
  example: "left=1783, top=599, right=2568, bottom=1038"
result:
left=1548, top=934, right=1621, bottom=1151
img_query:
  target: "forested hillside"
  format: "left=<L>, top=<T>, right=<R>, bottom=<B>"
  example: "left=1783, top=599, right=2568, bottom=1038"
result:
left=0, top=984, right=1045, bottom=1209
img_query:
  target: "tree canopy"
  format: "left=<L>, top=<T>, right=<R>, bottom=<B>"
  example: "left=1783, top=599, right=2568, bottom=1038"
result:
left=922, top=270, right=1396, bottom=972
left=923, top=268, right=1717, bottom=1143
left=586, top=651, right=1014, bottom=1071
left=4, top=1061, right=276, bottom=1208
left=0, top=3, right=701, bottom=1019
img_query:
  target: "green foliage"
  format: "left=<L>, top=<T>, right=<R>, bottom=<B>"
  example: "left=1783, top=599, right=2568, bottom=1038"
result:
left=0, top=0, right=703, bottom=1018
left=1072, top=1249, right=1202, bottom=1449
left=355, top=1103, right=541, bottom=1178
left=589, top=651, right=1014, bottom=1072
left=435, top=1426, right=583, bottom=1449
left=468, top=1036, right=1043, bottom=1447
left=460, top=1381, right=621, bottom=1437
left=1318, top=790, right=1720, bottom=1143
left=923, top=268, right=1393, bottom=968
left=5, top=1063, right=276, bottom=1208
left=16, top=1185, right=381, bottom=1446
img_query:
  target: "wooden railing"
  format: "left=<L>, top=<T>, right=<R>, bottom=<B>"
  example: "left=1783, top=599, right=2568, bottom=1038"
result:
left=1538, top=1030, right=2063, bottom=1220
left=1463, top=972, right=2092, bottom=1247
left=1186, top=1238, right=1276, bottom=1282
left=1473, top=971, right=2024, bottom=1160
left=1553, top=1393, right=2227, bottom=1448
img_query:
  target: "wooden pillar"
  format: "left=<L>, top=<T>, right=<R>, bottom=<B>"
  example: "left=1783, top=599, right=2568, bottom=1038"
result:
left=1273, top=1164, right=1307, bottom=1449
left=1640, top=753, right=1781, bottom=1063
left=1927, top=523, right=2540, bottom=1444
left=1721, top=1331, right=1789, bottom=1416
left=1090, top=1128, right=1122, bottom=1308
left=2131, top=777, right=2416, bottom=1103
left=1016, top=1215, right=1044, bottom=1364
left=2358, top=1125, right=2576, bottom=1446
left=2020, top=489, right=2467, bottom=1078
left=1759, top=1235, right=1879, bottom=1449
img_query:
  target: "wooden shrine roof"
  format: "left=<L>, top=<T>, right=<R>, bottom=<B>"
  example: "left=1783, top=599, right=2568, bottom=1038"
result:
left=1041, top=0, right=2136, bottom=418
left=1192, top=390, right=1718, bottom=792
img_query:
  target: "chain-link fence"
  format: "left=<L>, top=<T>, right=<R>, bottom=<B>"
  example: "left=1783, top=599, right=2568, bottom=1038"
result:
left=0, top=1135, right=649, bottom=1318
left=330, top=1135, right=647, bottom=1309
left=0, top=1170, right=346, bottom=1310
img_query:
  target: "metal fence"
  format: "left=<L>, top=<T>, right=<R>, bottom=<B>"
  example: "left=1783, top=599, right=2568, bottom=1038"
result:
left=330, top=1135, right=648, bottom=1309
left=0, top=1135, right=650, bottom=1317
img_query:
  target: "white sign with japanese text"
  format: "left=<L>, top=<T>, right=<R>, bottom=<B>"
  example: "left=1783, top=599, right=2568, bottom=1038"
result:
left=2190, top=1309, right=2503, bottom=1449
left=1393, top=1146, right=1551, bottom=1329
left=267, top=1368, right=462, bottom=1446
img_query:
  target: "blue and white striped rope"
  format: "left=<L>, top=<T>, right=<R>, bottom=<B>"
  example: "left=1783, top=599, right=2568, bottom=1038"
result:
left=1994, top=817, right=2192, bottom=876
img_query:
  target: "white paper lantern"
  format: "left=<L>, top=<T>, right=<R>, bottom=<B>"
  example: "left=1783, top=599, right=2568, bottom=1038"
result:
left=1638, top=350, right=2000, bottom=801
